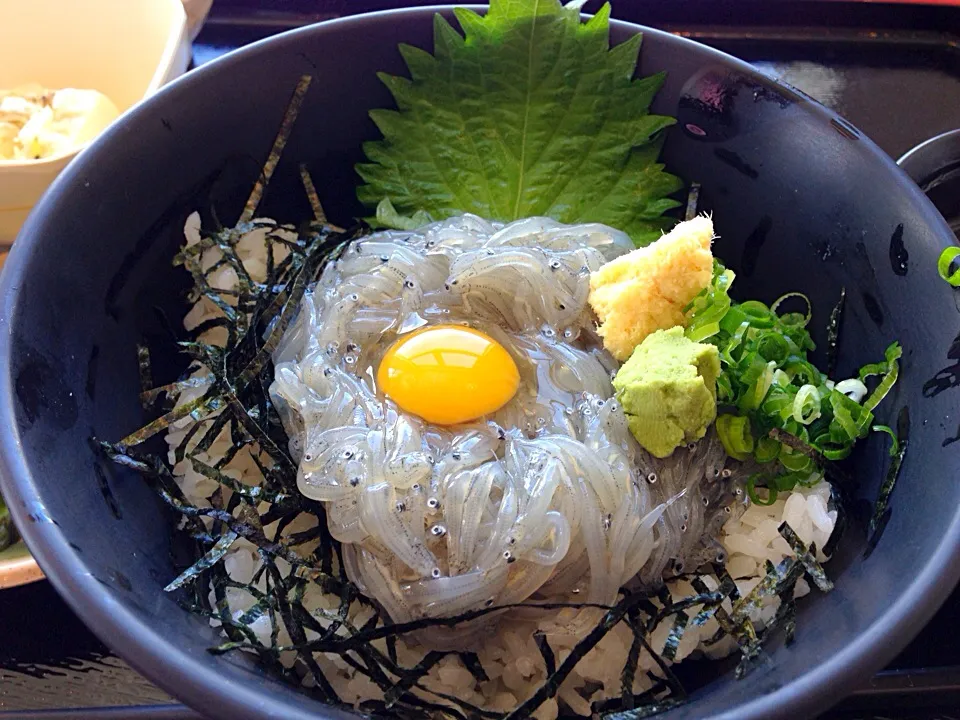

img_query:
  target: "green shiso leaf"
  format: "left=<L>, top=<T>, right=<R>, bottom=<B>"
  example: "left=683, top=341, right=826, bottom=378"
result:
left=372, top=197, right=434, bottom=231
left=356, top=0, right=683, bottom=246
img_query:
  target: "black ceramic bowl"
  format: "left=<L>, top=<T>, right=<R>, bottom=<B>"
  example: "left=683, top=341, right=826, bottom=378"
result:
left=2, top=8, right=959, bottom=720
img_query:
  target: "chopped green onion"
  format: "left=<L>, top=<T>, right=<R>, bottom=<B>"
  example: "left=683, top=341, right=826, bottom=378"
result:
left=872, top=424, right=899, bottom=457
left=831, top=390, right=873, bottom=438
left=719, top=305, right=748, bottom=335
left=772, top=369, right=791, bottom=387
left=937, top=246, right=960, bottom=287
left=687, top=260, right=899, bottom=488
left=739, top=301, right=777, bottom=329
left=754, top=436, right=781, bottom=464
left=717, top=414, right=755, bottom=460
left=782, top=357, right=822, bottom=387
left=796, top=471, right=825, bottom=488
left=771, top=292, right=812, bottom=326
left=739, top=359, right=776, bottom=411
left=757, top=333, right=791, bottom=364
left=685, top=264, right=734, bottom=341
left=687, top=321, right=721, bottom=343
left=779, top=446, right=813, bottom=472
left=835, top=378, right=868, bottom=403
left=746, top=474, right=778, bottom=506
left=717, top=373, right=735, bottom=402
left=792, top=384, right=822, bottom=425
left=862, top=343, right=902, bottom=413
left=820, top=445, right=853, bottom=461
left=761, top=387, right=796, bottom=423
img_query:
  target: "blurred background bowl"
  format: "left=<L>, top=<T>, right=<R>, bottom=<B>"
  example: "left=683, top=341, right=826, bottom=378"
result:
left=0, top=0, right=190, bottom=243
left=898, top=128, right=960, bottom=240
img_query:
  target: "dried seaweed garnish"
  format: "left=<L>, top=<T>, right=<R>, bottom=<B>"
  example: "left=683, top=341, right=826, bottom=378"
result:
left=299, top=163, right=341, bottom=230
left=165, top=530, right=238, bottom=592
left=683, top=182, right=701, bottom=222
left=137, top=344, right=153, bottom=408
left=101, top=73, right=840, bottom=720
left=821, top=484, right=846, bottom=559
left=660, top=611, right=689, bottom=662
left=460, top=651, right=491, bottom=684
left=384, top=651, right=445, bottom=708
left=866, top=405, right=910, bottom=553
left=620, top=616, right=645, bottom=708
left=139, top=375, right=213, bottom=408
left=772, top=589, right=797, bottom=646
left=610, top=620, right=686, bottom=715
left=240, top=75, right=312, bottom=224
left=533, top=631, right=556, bottom=676
left=716, top=523, right=833, bottom=679
left=504, top=594, right=650, bottom=720
left=826, top=287, right=846, bottom=379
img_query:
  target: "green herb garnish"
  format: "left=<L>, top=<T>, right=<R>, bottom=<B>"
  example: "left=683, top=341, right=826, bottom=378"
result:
left=937, top=246, right=960, bottom=287
left=867, top=406, right=910, bottom=550
left=356, top=0, right=682, bottom=246
left=685, top=262, right=901, bottom=501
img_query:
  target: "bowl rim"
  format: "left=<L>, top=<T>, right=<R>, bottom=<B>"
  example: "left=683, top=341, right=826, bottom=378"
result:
left=2, top=7, right=959, bottom=720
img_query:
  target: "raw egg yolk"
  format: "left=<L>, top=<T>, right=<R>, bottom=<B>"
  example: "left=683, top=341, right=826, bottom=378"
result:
left=377, top=324, right=520, bottom=426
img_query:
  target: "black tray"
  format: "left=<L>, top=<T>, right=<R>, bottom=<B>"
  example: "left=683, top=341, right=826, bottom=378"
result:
left=3, top=3, right=960, bottom=717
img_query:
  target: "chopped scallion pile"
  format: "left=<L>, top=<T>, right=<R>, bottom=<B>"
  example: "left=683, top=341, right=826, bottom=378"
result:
left=686, top=262, right=901, bottom=501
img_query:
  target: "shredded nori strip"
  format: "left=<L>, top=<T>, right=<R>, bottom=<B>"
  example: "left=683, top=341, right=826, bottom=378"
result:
left=601, top=699, right=687, bottom=720
left=866, top=405, right=910, bottom=553
left=619, top=615, right=645, bottom=708
left=137, top=344, right=153, bottom=408
left=165, top=530, right=238, bottom=592
left=240, top=75, right=312, bottom=224
left=821, top=484, right=846, bottom=559
left=460, top=652, right=491, bottom=684
left=101, top=76, right=840, bottom=720
left=533, top=631, right=556, bottom=676
left=299, top=164, right=332, bottom=227
left=684, top=183, right=701, bottom=222
left=384, top=651, right=445, bottom=708
left=660, top=611, right=689, bottom=662
left=826, top=287, right=846, bottom=379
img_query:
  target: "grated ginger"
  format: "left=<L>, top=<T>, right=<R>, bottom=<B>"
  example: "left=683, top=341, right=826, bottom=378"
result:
left=588, top=215, right=715, bottom=361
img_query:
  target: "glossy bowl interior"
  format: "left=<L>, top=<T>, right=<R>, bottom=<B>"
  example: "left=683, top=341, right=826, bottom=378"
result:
left=2, top=8, right=960, bottom=720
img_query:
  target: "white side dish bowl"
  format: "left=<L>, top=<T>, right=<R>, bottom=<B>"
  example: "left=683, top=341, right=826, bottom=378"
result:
left=0, top=0, right=190, bottom=243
